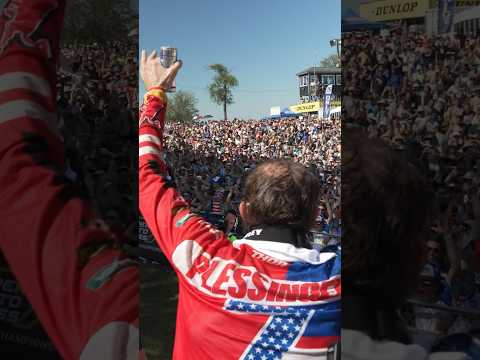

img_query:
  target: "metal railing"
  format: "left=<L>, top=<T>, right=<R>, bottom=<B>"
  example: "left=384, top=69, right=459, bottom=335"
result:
left=311, top=231, right=341, bottom=249
left=404, top=298, right=480, bottom=350
left=406, top=299, right=480, bottom=317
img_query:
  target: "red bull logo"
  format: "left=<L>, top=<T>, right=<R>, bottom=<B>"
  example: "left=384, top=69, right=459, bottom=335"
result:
left=0, top=0, right=57, bottom=58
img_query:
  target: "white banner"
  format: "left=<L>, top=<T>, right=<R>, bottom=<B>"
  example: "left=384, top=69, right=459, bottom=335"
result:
left=270, top=106, right=281, bottom=116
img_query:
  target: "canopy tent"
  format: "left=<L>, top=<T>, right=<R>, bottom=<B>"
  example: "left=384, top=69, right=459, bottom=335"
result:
left=342, top=9, right=386, bottom=32
left=330, top=106, right=341, bottom=115
left=329, top=106, right=341, bottom=121
left=266, top=108, right=300, bottom=119
left=193, top=114, right=214, bottom=121
left=281, top=107, right=298, bottom=117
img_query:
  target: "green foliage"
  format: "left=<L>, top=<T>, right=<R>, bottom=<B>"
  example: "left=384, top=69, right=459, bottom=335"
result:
left=62, top=0, right=137, bottom=44
left=166, top=91, right=199, bottom=123
left=320, top=53, right=340, bottom=68
left=208, top=64, right=238, bottom=120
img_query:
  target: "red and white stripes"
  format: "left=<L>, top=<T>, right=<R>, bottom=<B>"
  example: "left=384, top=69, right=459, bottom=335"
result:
left=139, top=89, right=168, bottom=168
left=0, top=0, right=62, bottom=134
left=0, top=70, right=57, bottom=132
left=139, top=126, right=164, bottom=164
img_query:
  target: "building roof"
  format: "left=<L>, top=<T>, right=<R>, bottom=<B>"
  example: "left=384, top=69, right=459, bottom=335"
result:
left=296, top=66, right=341, bottom=76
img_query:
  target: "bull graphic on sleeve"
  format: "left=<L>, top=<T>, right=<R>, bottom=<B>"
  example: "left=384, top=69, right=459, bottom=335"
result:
left=0, top=0, right=58, bottom=58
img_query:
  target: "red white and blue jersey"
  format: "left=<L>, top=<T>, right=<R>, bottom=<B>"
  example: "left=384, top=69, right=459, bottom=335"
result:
left=139, top=91, right=341, bottom=359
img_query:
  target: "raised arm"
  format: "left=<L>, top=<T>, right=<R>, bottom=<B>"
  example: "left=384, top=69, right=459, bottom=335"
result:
left=139, top=51, right=230, bottom=265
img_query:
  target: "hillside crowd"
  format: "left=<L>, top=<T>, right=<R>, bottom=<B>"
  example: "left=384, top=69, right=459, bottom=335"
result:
left=56, top=40, right=138, bottom=242
left=164, top=115, right=341, bottom=242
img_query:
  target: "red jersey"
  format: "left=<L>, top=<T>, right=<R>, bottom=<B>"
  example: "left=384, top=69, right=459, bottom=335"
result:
left=0, top=1, right=138, bottom=358
left=139, top=91, right=341, bottom=359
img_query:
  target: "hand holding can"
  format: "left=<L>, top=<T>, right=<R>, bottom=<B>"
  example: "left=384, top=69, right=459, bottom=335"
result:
left=140, top=49, right=182, bottom=92
left=159, top=47, right=177, bottom=92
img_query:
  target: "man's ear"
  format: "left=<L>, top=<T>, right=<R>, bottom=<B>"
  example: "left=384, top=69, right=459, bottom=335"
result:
left=308, top=206, right=320, bottom=229
left=239, top=201, right=249, bottom=224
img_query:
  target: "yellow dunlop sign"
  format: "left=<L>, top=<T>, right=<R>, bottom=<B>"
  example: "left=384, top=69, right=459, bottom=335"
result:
left=360, top=0, right=428, bottom=21
left=289, top=101, right=321, bottom=114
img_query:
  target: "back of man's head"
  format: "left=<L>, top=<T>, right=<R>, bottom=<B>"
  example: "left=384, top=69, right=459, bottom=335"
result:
left=240, top=160, right=321, bottom=233
left=342, top=129, right=433, bottom=302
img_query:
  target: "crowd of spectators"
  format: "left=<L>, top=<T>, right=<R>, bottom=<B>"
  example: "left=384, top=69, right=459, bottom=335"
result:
left=163, top=115, right=341, bottom=243
left=54, top=43, right=341, bottom=264
left=343, top=25, right=480, bottom=344
left=54, top=41, right=341, bottom=252
left=56, top=40, right=138, bottom=242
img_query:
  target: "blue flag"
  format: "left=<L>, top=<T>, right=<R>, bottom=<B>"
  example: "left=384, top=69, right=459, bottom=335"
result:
left=322, top=84, right=333, bottom=119
left=438, top=0, right=455, bottom=34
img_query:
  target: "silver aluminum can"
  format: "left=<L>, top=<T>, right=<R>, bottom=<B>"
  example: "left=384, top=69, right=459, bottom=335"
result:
left=159, top=46, right=177, bottom=92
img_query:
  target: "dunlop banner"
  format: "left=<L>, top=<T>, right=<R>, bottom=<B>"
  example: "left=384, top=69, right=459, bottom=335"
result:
left=360, top=0, right=428, bottom=21
left=289, top=101, right=321, bottom=114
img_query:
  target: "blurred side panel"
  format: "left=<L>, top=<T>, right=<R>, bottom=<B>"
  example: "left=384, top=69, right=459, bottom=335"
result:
left=342, top=0, right=480, bottom=359
left=0, top=0, right=139, bottom=358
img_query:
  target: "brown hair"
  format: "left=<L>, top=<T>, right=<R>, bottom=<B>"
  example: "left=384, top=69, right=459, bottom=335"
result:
left=241, top=160, right=321, bottom=232
left=342, top=129, right=433, bottom=302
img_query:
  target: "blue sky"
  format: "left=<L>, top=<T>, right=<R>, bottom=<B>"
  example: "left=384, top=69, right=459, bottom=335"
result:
left=140, top=0, right=340, bottom=119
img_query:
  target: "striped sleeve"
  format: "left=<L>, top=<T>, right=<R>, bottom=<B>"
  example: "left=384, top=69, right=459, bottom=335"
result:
left=138, top=90, right=167, bottom=172
left=0, top=0, right=65, bottom=161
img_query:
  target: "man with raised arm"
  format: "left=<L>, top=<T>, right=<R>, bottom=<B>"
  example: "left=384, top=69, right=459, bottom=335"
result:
left=139, top=50, right=341, bottom=359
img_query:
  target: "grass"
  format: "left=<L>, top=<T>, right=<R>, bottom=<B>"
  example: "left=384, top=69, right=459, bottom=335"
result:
left=141, top=264, right=179, bottom=360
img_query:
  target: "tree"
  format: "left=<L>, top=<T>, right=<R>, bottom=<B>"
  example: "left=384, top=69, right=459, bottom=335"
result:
left=208, top=64, right=238, bottom=121
left=166, top=91, right=199, bottom=123
left=320, top=54, right=340, bottom=68
left=63, top=0, right=136, bottom=44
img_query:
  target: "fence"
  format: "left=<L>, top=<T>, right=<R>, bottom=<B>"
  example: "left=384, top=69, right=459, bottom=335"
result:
left=404, top=298, right=480, bottom=351
left=312, top=231, right=341, bottom=250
